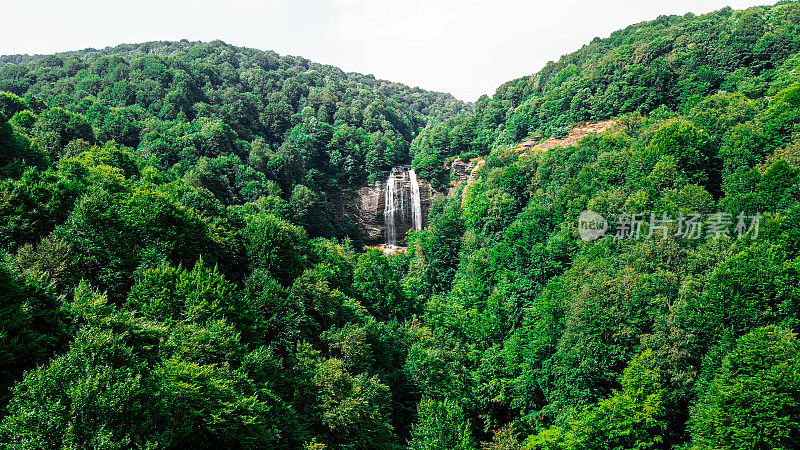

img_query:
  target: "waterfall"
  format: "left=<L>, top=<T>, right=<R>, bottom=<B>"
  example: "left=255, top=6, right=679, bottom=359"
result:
left=384, top=166, right=424, bottom=247
left=409, top=169, right=422, bottom=231
left=399, top=170, right=406, bottom=227
left=384, top=168, right=398, bottom=247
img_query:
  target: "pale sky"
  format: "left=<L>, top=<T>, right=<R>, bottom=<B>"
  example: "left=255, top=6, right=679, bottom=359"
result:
left=0, top=0, right=774, bottom=101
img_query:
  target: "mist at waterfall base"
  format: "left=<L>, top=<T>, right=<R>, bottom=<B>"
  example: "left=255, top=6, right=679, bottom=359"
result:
left=383, top=166, right=423, bottom=249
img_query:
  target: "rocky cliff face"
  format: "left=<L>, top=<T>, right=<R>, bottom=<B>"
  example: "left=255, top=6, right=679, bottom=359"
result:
left=356, top=181, right=386, bottom=245
left=444, top=156, right=484, bottom=199
left=351, top=170, right=432, bottom=246
left=338, top=156, right=489, bottom=248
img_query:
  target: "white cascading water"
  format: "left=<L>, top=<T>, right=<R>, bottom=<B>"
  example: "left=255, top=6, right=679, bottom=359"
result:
left=384, top=168, right=398, bottom=247
left=409, top=168, right=423, bottom=231
left=399, top=169, right=406, bottom=228
left=384, top=166, right=424, bottom=247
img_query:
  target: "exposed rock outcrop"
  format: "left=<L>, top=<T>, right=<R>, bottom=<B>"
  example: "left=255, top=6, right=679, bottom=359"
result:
left=356, top=182, right=386, bottom=244
left=444, top=156, right=485, bottom=199
left=513, top=119, right=618, bottom=154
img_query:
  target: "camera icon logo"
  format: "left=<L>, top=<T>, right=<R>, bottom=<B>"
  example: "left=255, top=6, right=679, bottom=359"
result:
left=578, top=210, right=608, bottom=241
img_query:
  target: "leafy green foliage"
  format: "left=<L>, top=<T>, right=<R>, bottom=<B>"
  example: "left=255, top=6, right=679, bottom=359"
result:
left=353, top=249, right=411, bottom=320
left=525, top=350, right=667, bottom=449
left=690, top=326, right=800, bottom=448
left=410, top=398, right=476, bottom=450
left=0, top=261, right=67, bottom=408
left=244, top=212, right=309, bottom=286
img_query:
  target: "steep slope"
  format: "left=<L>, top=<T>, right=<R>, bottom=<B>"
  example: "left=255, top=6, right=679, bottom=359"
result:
left=404, top=2, right=800, bottom=448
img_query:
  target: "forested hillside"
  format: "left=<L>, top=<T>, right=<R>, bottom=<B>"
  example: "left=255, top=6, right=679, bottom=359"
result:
left=412, top=1, right=800, bottom=189
left=3, top=2, right=800, bottom=449
left=0, top=40, right=467, bottom=241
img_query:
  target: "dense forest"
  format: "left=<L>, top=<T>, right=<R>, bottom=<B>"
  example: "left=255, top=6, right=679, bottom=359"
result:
left=3, top=1, right=800, bottom=449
